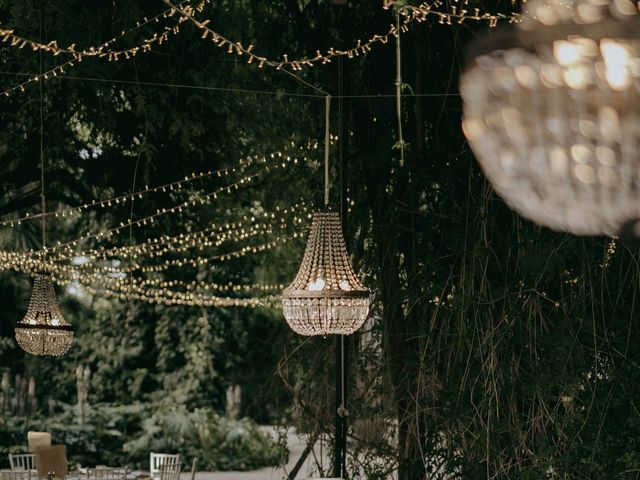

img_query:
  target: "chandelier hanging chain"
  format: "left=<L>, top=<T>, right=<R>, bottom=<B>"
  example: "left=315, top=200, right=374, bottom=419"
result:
left=395, top=8, right=406, bottom=167
left=325, top=95, right=331, bottom=207
left=39, top=0, right=46, bottom=260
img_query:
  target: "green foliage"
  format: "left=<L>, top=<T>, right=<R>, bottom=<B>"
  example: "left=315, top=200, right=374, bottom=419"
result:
left=0, top=402, right=283, bottom=472
left=123, top=405, right=284, bottom=471
left=0, top=402, right=146, bottom=468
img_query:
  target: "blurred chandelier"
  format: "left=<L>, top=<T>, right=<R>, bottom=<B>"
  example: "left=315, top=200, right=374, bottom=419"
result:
left=461, top=0, right=640, bottom=235
left=15, top=273, right=74, bottom=356
left=282, top=97, right=370, bottom=336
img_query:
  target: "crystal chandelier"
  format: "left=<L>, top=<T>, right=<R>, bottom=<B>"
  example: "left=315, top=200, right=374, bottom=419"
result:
left=15, top=273, right=74, bottom=356
left=283, top=210, right=370, bottom=336
left=461, top=0, right=640, bottom=235
left=282, top=97, right=370, bottom=335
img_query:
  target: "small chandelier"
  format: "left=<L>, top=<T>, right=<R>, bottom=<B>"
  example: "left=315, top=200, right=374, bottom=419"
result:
left=282, top=97, right=370, bottom=336
left=461, top=0, right=640, bottom=235
left=15, top=273, right=74, bottom=356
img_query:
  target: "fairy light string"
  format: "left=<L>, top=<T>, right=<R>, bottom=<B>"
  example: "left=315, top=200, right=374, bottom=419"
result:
left=0, top=0, right=204, bottom=60
left=34, top=141, right=317, bottom=256
left=47, top=201, right=310, bottom=271
left=0, top=227, right=303, bottom=279
left=0, top=206, right=308, bottom=307
left=0, top=137, right=325, bottom=228
left=0, top=0, right=521, bottom=98
left=403, top=1, right=522, bottom=27
left=0, top=132, right=318, bottom=310
left=166, top=0, right=520, bottom=71
left=0, top=0, right=206, bottom=98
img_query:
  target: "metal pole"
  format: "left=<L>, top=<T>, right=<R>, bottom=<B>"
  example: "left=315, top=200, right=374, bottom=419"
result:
left=333, top=336, right=344, bottom=478
left=333, top=55, right=348, bottom=480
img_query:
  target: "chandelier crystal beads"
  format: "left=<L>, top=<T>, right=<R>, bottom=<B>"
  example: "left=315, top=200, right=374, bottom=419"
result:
left=461, top=0, right=640, bottom=235
left=282, top=210, right=370, bottom=336
left=15, top=273, right=74, bottom=356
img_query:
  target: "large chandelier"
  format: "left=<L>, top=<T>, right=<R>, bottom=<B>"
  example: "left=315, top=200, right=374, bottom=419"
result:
left=282, top=97, right=370, bottom=336
left=461, top=0, right=640, bottom=236
left=15, top=273, right=74, bottom=356
left=282, top=210, right=370, bottom=336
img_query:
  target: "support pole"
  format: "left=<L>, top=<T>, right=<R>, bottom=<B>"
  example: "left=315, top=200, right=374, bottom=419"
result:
left=333, top=335, right=349, bottom=478
left=333, top=55, right=348, bottom=480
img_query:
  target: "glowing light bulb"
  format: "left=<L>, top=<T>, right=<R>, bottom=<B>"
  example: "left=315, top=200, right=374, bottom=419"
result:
left=601, top=39, right=632, bottom=90
left=554, top=40, right=581, bottom=66
left=307, top=277, right=325, bottom=291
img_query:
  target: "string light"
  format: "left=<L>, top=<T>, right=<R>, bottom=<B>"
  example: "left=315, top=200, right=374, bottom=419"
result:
left=0, top=137, right=323, bottom=228
left=0, top=0, right=206, bottom=98
left=1, top=1, right=522, bottom=99
left=0, top=199, right=310, bottom=273
left=0, top=167, right=222, bottom=228
left=69, top=273, right=285, bottom=294
left=0, top=199, right=311, bottom=308
left=48, top=202, right=310, bottom=274
left=403, top=1, right=522, bottom=27
left=0, top=1, right=205, bottom=60
left=63, top=276, right=279, bottom=308
left=168, top=0, right=521, bottom=72
left=0, top=241, right=292, bottom=309
left=0, top=227, right=302, bottom=278
left=6, top=0, right=529, bottom=310
left=2, top=140, right=322, bottom=255
left=0, top=135, right=323, bottom=310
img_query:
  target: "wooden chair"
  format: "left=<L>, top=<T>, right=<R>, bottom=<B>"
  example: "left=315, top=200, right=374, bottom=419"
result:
left=27, top=433, right=51, bottom=453
left=85, top=467, right=128, bottom=480
left=34, top=445, right=68, bottom=479
left=189, top=458, right=197, bottom=480
left=1, top=470, right=32, bottom=480
left=8, top=454, right=36, bottom=472
left=149, top=454, right=179, bottom=480
left=159, top=462, right=181, bottom=480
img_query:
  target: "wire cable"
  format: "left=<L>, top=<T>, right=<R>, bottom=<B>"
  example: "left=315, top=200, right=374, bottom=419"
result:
left=0, top=70, right=462, bottom=98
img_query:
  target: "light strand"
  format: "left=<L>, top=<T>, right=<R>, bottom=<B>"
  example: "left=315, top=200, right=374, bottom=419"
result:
left=49, top=201, right=309, bottom=265
left=169, top=0, right=521, bottom=72
left=0, top=0, right=204, bottom=98
left=0, top=0, right=521, bottom=97
left=0, top=137, right=323, bottom=228
left=13, top=139, right=319, bottom=255
left=0, top=1, right=203, bottom=60
left=403, top=1, right=522, bottom=28
left=0, top=200, right=309, bottom=278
